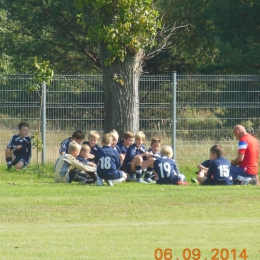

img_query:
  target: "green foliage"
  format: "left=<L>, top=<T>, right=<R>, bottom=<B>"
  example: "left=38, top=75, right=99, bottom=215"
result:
left=0, top=10, right=15, bottom=79
left=33, top=58, right=54, bottom=86
left=0, top=0, right=100, bottom=74
left=27, top=58, right=54, bottom=92
left=2, top=0, right=260, bottom=74
left=77, top=0, right=161, bottom=65
left=25, top=58, right=54, bottom=163
left=31, top=131, right=43, bottom=152
left=147, top=0, right=260, bottom=74
left=146, top=0, right=215, bottom=74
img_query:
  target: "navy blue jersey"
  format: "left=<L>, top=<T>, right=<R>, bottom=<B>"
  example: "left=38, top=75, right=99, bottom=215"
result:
left=97, top=146, right=121, bottom=175
left=59, top=137, right=71, bottom=154
left=77, top=155, right=90, bottom=164
left=124, top=143, right=146, bottom=165
left=206, top=156, right=232, bottom=184
left=117, top=141, right=129, bottom=154
left=146, top=148, right=161, bottom=159
left=154, top=157, right=180, bottom=184
left=7, top=134, right=32, bottom=164
left=201, top=159, right=212, bottom=168
left=82, top=141, right=100, bottom=164
left=114, top=145, right=122, bottom=154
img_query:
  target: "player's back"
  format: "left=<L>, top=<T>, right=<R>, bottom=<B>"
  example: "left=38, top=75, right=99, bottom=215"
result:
left=154, top=157, right=179, bottom=184
left=97, top=146, right=121, bottom=173
left=209, top=156, right=231, bottom=183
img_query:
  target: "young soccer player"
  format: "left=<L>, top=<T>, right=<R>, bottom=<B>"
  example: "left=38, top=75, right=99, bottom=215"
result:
left=5, top=122, right=32, bottom=170
left=190, top=156, right=213, bottom=183
left=196, top=144, right=232, bottom=185
left=146, top=137, right=162, bottom=160
left=59, top=130, right=85, bottom=155
left=82, top=131, right=101, bottom=164
left=76, top=144, right=98, bottom=183
left=123, top=131, right=155, bottom=183
left=190, top=158, right=212, bottom=183
left=117, top=131, right=135, bottom=162
left=154, top=145, right=187, bottom=185
left=54, top=141, right=96, bottom=183
left=197, top=159, right=211, bottom=174
left=110, top=129, right=123, bottom=163
left=96, top=133, right=127, bottom=186
left=143, top=137, right=162, bottom=183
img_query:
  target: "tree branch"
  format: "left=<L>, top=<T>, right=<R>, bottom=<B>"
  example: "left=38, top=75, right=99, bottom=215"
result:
left=145, top=23, right=189, bottom=60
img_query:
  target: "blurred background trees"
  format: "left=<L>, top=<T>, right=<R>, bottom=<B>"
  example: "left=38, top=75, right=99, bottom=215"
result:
left=0, top=0, right=259, bottom=75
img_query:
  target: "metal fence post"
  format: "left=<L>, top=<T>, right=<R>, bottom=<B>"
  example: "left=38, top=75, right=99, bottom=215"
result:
left=172, top=72, right=177, bottom=160
left=41, top=82, right=46, bottom=165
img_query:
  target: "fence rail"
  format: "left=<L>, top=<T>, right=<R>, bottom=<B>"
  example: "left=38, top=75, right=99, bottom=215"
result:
left=1, top=73, right=260, bottom=166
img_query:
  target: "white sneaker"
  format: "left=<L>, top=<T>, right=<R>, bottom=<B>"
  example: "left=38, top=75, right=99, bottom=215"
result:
left=113, top=178, right=126, bottom=183
left=237, top=176, right=252, bottom=185
left=144, top=178, right=156, bottom=184
left=136, top=178, right=147, bottom=184
left=178, top=173, right=186, bottom=182
left=95, top=179, right=103, bottom=186
left=105, top=180, right=114, bottom=187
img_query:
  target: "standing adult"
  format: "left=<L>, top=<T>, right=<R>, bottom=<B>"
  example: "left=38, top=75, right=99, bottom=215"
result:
left=230, top=125, right=259, bottom=184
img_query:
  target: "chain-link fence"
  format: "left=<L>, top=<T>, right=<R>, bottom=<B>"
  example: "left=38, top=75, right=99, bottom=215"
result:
left=1, top=74, right=260, bottom=166
left=176, top=75, right=260, bottom=165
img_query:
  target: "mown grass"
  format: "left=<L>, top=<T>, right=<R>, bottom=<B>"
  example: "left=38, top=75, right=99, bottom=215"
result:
left=0, top=164, right=260, bottom=260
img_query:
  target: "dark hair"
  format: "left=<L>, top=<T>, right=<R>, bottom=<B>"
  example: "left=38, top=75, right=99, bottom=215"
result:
left=210, top=144, right=223, bottom=158
left=72, top=130, right=85, bottom=140
left=18, top=122, right=30, bottom=129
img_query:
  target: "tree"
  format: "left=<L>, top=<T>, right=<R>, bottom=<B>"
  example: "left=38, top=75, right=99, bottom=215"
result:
left=0, top=10, right=16, bottom=77
left=0, top=0, right=100, bottom=74
left=1, top=0, right=185, bottom=135
left=75, top=0, right=157, bottom=135
left=150, top=0, right=260, bottom=74
left=145, top=0, right=216, bottom=74
left=76, top=0, right=188, bottom=135
left=201, top=0, right=260, bottom=74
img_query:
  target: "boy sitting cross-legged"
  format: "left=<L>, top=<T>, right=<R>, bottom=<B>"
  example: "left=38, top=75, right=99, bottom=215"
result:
left=96, top=133, right=127, bottom=186
left=123, top=131, right=156, bottom=183
left=54, top=141, right=96, bottom=183
left=197, top=144, right=233, bottom=186
left=154, top=145, right=187, bottom=185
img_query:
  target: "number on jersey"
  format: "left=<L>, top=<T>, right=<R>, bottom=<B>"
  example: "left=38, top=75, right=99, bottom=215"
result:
left=218, top=165, right=229, bottom=177
left=158, top=162, right=171, bottom=178
left=100, top=157, right=111, bottom=169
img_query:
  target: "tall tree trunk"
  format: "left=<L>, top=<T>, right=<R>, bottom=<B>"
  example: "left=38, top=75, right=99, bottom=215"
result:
left=99, top=42, right=144, bottom=137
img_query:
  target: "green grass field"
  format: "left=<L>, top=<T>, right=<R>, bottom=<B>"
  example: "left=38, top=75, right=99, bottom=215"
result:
left=0, top=165, right=260, bottom=260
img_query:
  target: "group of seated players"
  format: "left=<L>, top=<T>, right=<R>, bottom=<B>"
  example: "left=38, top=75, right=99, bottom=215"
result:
left=5, top=122, right=258, bottom=186
left=54, top=130, right=187, bottom=186
left=54, top=128, right=257, bottom=186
